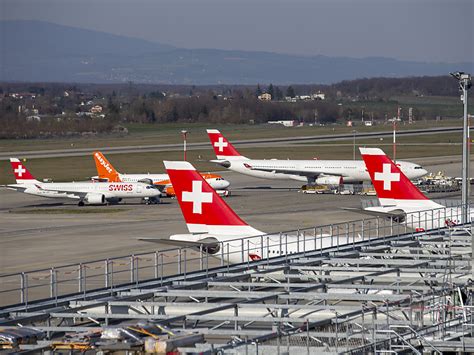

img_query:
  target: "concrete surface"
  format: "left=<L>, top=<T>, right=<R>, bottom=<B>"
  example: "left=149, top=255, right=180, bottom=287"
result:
left=0, top=158, right=469, bottom=276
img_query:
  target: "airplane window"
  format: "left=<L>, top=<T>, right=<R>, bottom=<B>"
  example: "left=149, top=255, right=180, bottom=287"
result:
left=415, top=166, right=424, bottom=169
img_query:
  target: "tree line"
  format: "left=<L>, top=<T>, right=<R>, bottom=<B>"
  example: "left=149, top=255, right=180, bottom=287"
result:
left=0, top=75, right=469, bottom=138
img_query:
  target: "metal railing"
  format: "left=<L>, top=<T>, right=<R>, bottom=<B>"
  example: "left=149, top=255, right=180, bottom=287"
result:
left=0, top=204, right=471, bottom=309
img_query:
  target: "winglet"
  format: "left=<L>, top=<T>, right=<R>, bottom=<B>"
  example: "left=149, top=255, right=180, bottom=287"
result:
left=206, top=129, right=247, bottom=160
left=93, top=152, right=121, bottom=182
left=164, top=160, right=261, bottom=236
left=9, top=158, right=39, bottom=184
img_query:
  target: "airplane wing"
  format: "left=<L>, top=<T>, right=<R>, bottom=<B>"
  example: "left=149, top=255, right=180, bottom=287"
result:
left=139, top=238, right=219, bottom=249
left=342, top=207, right=406, bottom=221
left=247, top=166, right=344, bottom=177
left=153, top=184, right=167, bottom=192
left=4, top=184, right=80, bottom=199
left=33, top=185, right=90, bottom=199
left=3, top=184, right=29, bottom=192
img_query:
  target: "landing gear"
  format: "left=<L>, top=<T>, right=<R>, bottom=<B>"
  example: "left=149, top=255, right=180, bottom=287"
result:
left=78, top=200, right=85, bottom=206
left=142, top=196, right=160, bottom=205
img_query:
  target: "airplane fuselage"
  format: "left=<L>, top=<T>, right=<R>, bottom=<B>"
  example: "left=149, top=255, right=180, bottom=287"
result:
left=8, top=181, right=160, bottom=201
left=223, top=158, right=426, bottom=183
left=171, top=232, right=356, bottom=264
left=118, top=173, right=230, bottom=190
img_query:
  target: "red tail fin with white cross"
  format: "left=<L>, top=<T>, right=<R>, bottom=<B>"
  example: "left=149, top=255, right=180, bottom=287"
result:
left=164, top=160, right=261, bottom=236
left=207, top=129, right=247, bottom=160
left=360, top=148, right=441, bottom=208
left=9, top=158, right=40, bottom=184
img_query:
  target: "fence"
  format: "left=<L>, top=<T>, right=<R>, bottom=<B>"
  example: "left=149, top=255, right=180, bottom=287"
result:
left=0, top=204, right=471, bottom=309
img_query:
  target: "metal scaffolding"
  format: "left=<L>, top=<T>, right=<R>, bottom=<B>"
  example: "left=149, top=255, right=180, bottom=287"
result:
left=0, top=208, right=473, bottom=353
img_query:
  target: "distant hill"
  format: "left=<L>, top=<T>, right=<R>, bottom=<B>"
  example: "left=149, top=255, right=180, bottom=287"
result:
left=1, top=20, right=472, bottom=84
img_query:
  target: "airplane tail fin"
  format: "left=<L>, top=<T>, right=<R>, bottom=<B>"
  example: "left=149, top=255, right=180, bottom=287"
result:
left=164, top=160, right=261, bottom=236
left=206, top=129, right=248, bottom=160
left=93, top=152, right=121, bottom=182
left=360, top=148, right=442, bottom=209
left=9, top=158, right=40, bottom=184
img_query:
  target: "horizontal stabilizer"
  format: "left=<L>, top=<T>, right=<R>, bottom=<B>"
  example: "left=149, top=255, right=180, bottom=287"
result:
left=342, top=207, right=406, bottom=220
left=139, top=237, right=219, bottom=249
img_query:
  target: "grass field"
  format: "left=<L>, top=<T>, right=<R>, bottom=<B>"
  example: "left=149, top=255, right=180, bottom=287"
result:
left=349, top=96, right=467, bottom=119
left=0, top=130, right=469, bottom=185
left=0, top=119, right=464, bottom=153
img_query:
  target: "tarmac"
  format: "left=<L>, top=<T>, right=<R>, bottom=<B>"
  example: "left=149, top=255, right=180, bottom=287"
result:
left=0, top=157, right=472, bottom=276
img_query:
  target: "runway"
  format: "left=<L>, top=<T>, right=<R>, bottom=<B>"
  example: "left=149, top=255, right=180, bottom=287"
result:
left=0, top=126, right=462, bottom=159
left=0, top=157, right=470, bottom=276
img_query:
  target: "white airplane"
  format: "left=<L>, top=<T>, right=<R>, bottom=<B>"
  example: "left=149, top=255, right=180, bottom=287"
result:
left=93, top=151, right=230, bottom=197
left=6, top=158, right=161, bottom=206
left=146, top=160, right=351, bottom=264
left=359, top=147, right=472, bottom=230
left=207, top=129, right=427, bottom=185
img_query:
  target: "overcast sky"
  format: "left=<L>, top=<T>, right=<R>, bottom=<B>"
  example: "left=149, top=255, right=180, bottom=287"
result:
left=1, top=0, right=473, bottom=63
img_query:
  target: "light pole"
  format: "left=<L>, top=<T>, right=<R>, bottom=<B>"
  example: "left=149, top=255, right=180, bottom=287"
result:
left=181, top=130, right=188, bottom=161
left=450, top=72, right=472, bottom=224
left=392, top=116, right=397, bottom=163
left=352, top=130, right=357, bottom=160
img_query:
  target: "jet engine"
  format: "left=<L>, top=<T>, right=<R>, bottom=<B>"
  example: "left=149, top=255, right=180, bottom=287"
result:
left=84, top=193, right=106, bottom=204
left=212, top=160, right=231, bottom=168
left=315, top=176, right=343, bottom=185
left=388, top=209, right=406, bottom=223
left=199, top=237, right=221, bottom=255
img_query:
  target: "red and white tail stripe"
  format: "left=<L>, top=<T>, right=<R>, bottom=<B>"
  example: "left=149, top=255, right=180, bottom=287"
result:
left=360, top=148, right=441, bottom=209
left=207, top=129, right=247, bottom=160
left=9, top=158, right=39, bottom=184
left=164, top=161, right=261, bottom=236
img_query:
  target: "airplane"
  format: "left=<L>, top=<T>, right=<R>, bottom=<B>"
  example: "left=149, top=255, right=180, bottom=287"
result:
left=206, top=129, right=427, bottom=186
left=6, top=158, right=161, bottom=206
left=359, top=147, right=472, bottom=230
left=93, top=151, right=230, bottom=197
left=145, top=160, right=352, bottom=264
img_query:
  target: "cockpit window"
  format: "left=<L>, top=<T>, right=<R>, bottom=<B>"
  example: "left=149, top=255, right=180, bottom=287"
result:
left=414, top=166, right=424, bottom=169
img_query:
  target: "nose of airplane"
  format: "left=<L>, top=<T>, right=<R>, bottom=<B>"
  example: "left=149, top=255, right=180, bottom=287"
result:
left=220, top=179, right=231, bottom=189
left=417, top=168, right=428, bottom=178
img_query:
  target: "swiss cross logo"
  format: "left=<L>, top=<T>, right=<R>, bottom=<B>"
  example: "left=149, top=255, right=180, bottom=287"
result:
left=14, top=165, right=26, bottom=177
left=182, top=180, right=213, bottom=214
left=214, top=137, right=228, bottom=152
left=374, top=163, right=400, bottom=190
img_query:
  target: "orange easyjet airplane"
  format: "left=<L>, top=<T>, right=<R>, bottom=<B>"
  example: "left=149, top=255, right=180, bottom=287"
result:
left=93, top=152, right=230, bottom=197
